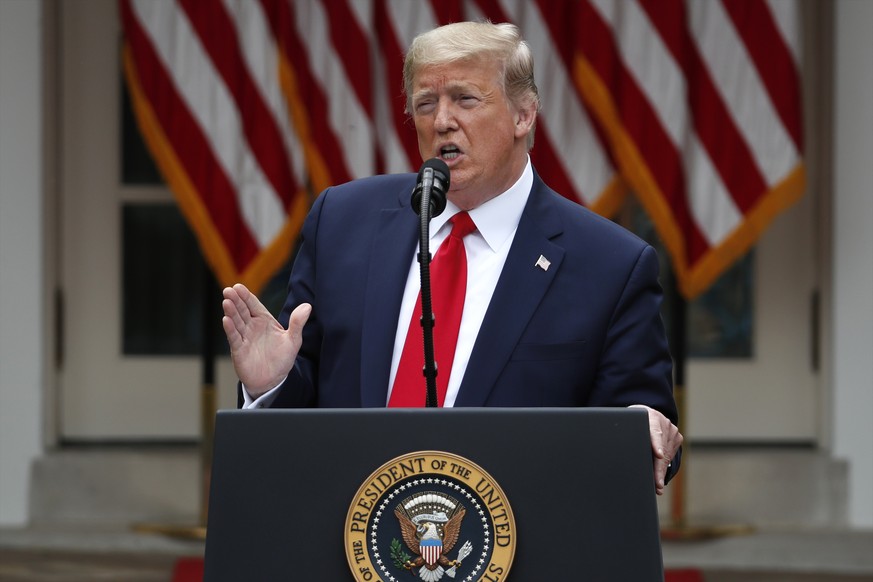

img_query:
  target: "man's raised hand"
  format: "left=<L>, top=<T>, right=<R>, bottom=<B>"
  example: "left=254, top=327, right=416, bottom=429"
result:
left=221, top=283, right=311, bottom=398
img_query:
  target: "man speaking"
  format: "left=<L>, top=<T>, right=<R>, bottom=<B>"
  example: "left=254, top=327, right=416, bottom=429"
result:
left=221, top=21, right=683, bottom=495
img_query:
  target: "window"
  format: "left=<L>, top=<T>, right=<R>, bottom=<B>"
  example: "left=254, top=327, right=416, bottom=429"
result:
left=121, top=81, right=292, bottom=356
left=621, top=198, right=753, bottom=359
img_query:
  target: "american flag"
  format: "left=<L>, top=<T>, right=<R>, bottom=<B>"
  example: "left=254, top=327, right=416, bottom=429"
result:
left=121, top=0, right=804, bottom=298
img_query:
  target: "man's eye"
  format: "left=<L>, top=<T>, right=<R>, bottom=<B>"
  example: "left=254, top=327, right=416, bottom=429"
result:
left=459, top=95, right=478, bottom=106
left=414, top=101, right=435, bottom=114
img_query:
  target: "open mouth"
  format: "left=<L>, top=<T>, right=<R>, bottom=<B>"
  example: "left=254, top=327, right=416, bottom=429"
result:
left=440, top=145, right=461, bottom=160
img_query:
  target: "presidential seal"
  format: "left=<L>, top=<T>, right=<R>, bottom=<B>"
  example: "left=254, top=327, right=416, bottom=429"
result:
left=345, top=451, right=515, bottom=582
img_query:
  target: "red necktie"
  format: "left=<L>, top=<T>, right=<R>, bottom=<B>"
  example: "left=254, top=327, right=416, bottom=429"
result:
left=389, top=212, right=477, bottom=407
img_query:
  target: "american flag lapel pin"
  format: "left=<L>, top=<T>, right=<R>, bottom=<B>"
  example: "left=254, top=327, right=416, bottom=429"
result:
left=535, top=255, right=551, bottom=271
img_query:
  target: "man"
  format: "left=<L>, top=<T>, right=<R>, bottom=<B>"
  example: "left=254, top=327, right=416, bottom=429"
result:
left=222, top=21, right=682, bottom=494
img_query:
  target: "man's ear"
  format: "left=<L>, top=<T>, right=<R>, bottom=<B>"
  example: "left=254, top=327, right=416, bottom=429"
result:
left=514, top=102, right=537, bottom=139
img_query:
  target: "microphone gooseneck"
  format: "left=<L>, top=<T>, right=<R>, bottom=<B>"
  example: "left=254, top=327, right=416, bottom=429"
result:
left=411, top=158, right=451, bottom=407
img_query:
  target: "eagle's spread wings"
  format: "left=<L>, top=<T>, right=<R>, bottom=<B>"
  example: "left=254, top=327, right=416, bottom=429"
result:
left=394, top=508, right=421, bottom=555
left=441, top=507, right=466, bottom=554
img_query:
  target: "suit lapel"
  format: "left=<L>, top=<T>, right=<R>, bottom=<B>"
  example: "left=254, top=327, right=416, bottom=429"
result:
left=359, top=201, right=418, bottom=407
left=455, top=178, right=565, bottom=406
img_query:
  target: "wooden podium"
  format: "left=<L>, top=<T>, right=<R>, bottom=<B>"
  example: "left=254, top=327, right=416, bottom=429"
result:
left=204, top=407, right=665, bottom=580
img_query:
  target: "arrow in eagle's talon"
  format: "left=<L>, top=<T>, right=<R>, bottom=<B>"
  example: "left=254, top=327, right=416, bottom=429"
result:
left=445, top=541, right=473, bottom=578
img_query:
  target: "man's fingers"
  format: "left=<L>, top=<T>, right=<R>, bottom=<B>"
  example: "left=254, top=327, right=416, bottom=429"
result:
left=221, top=313, right=242, bottom=347
left=629, top=403, right=683, bottom=495
left=222, top=292, right=256, bottom=342
left=223, top=286, right=251, bottom=322
left=660, top=424, right=683, bottom=464
left=288, top=303, right=312, bottom=345
left=237, top=283, right=270, bottom=318
left=653, top=454, right=673, bottom=495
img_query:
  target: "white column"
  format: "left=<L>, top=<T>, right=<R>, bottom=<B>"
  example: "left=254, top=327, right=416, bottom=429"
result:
left=832, top=0, right=873, bottom=529
left=0, top=0, right=44, bottom=525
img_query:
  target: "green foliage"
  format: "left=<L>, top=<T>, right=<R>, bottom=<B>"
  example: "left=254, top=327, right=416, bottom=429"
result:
left=390, top=538, right=412, bottom=569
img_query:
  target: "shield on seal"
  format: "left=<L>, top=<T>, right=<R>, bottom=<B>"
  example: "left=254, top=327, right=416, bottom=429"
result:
left=420, top=537, right=442, bottom=567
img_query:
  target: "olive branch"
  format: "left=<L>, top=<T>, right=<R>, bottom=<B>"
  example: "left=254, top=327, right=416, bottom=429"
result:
left=390, top=538, right=412, bottom=569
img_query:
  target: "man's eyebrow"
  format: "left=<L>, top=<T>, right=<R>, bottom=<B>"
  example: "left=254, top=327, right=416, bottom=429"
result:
left=412, top=89, right=436, bottom=101
left=413, top=82, right=477, bottom=100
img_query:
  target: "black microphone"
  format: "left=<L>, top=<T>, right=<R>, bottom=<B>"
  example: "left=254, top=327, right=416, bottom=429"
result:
left=411, top=158, right=450, bottom=217
left=410, top=158, right=451, bottom=407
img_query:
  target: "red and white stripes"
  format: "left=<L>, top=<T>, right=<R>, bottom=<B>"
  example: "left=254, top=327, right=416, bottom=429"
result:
left=572, top=0, right=805, bottom=296
left=121, top=0, right=804, bottom=298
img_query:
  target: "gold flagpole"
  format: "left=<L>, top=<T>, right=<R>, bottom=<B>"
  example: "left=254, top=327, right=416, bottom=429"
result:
left=660, top=287, right=753, bottom=540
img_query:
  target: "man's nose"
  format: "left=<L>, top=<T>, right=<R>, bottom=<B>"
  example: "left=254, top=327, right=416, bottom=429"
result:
left=433, top=99, right=457, bottom=132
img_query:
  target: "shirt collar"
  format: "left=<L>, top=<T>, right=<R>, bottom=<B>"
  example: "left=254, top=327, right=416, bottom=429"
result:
left=429, top=156, right=533, bottom=252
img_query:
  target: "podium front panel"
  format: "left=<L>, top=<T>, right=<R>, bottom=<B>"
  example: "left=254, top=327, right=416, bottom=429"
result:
left=204, top=408, right=664, bottom=581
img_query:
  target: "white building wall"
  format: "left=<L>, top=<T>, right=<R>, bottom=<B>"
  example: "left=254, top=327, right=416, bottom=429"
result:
left=832, top=0, right=873, bottom=529
left=0, top=0, right=871, bottom=530
left=0, top=0, right=45, bottom=525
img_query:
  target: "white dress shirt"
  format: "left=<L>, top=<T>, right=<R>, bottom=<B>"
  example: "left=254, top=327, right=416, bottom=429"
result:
left=386, top=159, right=532, bottom=406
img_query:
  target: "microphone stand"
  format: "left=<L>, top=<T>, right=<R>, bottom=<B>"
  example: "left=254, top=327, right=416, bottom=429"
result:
left=416, top=168, right=439, bottom=407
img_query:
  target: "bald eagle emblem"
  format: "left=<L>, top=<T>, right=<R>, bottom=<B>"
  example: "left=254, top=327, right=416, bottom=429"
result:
left=344, top=452, right=515, bottom=581
left=393, top=492, right=472, bottom=581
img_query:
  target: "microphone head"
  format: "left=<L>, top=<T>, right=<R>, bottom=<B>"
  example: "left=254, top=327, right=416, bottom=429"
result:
left=411, top=158, right=450, bottom=217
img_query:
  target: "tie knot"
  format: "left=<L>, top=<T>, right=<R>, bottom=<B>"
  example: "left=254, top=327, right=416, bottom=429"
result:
left=449, top=211, right=477, bottom=239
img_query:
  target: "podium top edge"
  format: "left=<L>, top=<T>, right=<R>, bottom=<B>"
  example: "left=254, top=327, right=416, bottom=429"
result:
left=216, top=407, right=648, bottom=417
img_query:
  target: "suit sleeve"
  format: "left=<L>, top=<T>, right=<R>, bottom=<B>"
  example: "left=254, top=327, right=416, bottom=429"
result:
left=246, top=190, right=330, bottom=408
left=588, top=244, right=681, bottom=481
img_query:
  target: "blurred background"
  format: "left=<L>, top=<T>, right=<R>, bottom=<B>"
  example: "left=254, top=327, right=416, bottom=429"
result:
left=1, top=0, right=871, bottom=580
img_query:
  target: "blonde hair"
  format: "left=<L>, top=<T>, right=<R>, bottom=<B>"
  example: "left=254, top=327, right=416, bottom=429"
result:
left=403, top=21, right=540, bottom=149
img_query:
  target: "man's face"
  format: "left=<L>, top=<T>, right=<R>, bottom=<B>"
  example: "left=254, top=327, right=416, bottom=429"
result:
left=410, top=59, right=535, bottom=210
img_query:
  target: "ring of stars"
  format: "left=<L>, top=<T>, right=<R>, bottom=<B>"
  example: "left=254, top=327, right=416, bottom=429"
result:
left=369, top=477, right=492, bottom=582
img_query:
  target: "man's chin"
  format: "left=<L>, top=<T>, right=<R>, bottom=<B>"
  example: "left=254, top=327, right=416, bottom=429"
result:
left=448, top=185, right=495, bottom=211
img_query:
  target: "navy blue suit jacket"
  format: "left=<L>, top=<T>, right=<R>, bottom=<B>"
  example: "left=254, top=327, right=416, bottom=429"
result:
left=267, top=170, right=677, bottom=429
